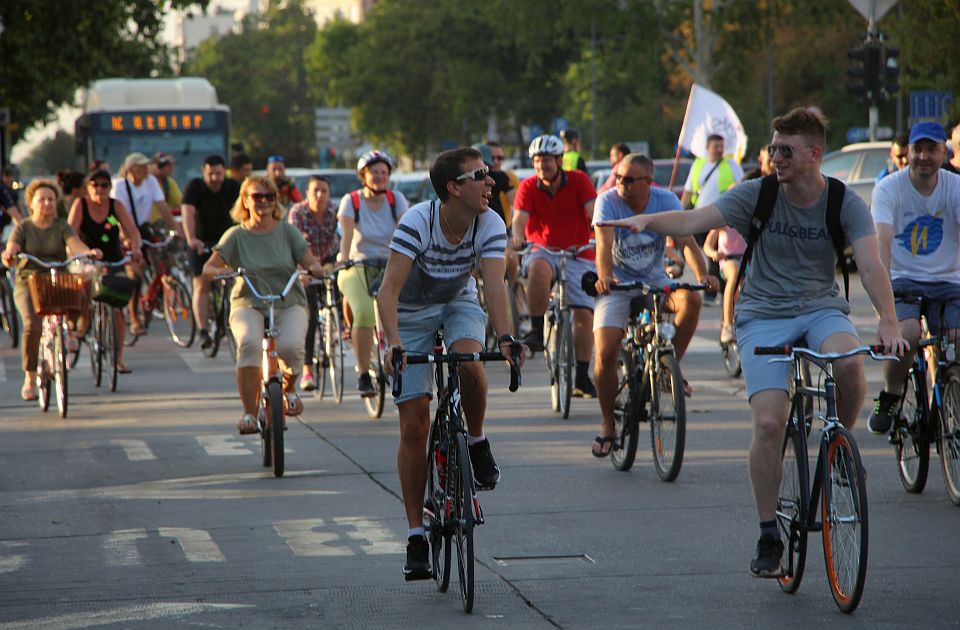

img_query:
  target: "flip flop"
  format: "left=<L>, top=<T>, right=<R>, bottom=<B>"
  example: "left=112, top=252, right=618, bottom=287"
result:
left=116, top=363, right=132, bottom=374
left=21, top=385, right=38, bottom=401
left=236, top=413, right=258, bottom=435
left=591, top=435, right=618, bottom=458
left=284, top=392, right=303, bottom=416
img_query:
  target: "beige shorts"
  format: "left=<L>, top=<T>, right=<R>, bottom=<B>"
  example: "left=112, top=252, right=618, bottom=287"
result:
left=230, top=305, right=309, bottom=376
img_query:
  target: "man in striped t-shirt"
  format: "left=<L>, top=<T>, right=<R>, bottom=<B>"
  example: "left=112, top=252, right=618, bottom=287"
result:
left=377, top=146, right=521, bottom=582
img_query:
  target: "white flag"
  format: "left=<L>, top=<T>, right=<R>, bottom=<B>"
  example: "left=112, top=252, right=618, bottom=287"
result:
left=678, top=84, right=749, bottom=163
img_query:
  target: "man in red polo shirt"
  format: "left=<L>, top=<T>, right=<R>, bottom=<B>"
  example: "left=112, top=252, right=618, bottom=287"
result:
left=510, top=134, right=598, bottom=397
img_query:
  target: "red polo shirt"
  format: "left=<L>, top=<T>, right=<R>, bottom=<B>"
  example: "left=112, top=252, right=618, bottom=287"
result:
left=515, top=170, right=596, bottom=259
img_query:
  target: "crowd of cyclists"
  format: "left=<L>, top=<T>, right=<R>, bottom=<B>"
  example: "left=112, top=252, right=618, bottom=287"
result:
left=2, top=109, right=959, bottom=593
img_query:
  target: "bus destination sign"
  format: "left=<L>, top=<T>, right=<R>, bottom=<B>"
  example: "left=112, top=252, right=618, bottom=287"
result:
left=101, top=112, right=217, bottom=133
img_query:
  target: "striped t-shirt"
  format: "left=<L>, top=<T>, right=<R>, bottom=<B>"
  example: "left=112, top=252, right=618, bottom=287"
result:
left=390, top=200, right=507, bottom=318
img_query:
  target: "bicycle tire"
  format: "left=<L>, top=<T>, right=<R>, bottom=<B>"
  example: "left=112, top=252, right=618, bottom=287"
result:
left=90, top=304, right=103, bottom=388
left=895, top=370, right=929, bottom=493
left=778, top=414, right=809, bottom=594
left=611, top=348, right=640, bottom=472
left=267, top=381, right=284, bottom=477
left=162, top=276, right=196, bottom=348
left=453, top=434, right=475, bottom=614
left=938, top=365, right=960, bottom=506
left=546, top=311, right=560, bottom=412
left=425, top=417, right=451, bottom=592
left=37, top=322, right=51, bottom=412
left=649, top=353, right=686, bottom=482
left=821, top=426, right=868, bottom=614
left=0, top=275, right=19, bottom=348
left=721, top=341, right=742, bottom=378
left=363, top=334, right=386, bottom=419
left=329, top=309, right=345, bottom=404
left=202, top=284, right=222, bottom=358
left=106, top=308, right=120, bottom=392
left=315, top=311, right=329, bottom=400
left=54, top=324, right=68, bottom=419
left=558, top=311, right=574, bottom=419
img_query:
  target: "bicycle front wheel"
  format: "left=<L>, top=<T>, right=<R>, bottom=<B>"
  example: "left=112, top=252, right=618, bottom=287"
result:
left=778, top=416, right=809, bottom=593
left=162, top=276, right=196, bottom=348
left=363, top=334, right=386, bottom=419
left=54, top=323, right=69, bottom=418
left=37, top=322, right=51, bottom=412
left=895, top=372, right=929, bottom=493
left=938, top=365, right=960, bottom=506
left=327, top=308, right=344, bottom=404
left=268, top=381, right=285, bottom=477
left=106, top=308, right=120, bottom=392
left=453, top=434, right=475, bottom=614
left=90, top=304, right=103, bottom=387
left=611, top=348, right=640, bottom=472
left=557, top=310, right=574, bottom=419
left=821, top=426, right=868, bottom=614
left=650, top=353, right=686, bottom=481
left=545, top=311, right=559, bottom=412
left=425, top=417, right=451, bottom=592
left=0, top=275, right=18, bottom=348
left=202, top=285, right=222, bottom=358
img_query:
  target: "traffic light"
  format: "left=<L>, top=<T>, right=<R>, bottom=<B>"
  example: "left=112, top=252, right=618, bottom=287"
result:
left=848, top=40, right=884, bottom=104
left=882, top=45, right=900, bottom=99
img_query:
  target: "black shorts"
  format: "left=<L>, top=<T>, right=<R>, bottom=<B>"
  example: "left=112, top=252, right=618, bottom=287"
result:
left=188, top=247, right=214, bottom=277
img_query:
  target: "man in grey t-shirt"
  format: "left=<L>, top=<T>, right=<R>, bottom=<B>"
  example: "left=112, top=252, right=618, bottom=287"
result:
left=601, top=108, right=906, bottom=579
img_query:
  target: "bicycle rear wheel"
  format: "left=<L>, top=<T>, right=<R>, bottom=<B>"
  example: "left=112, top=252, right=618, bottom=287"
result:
left=106, top=308, right=120, bottom=392
left=821, top=426, right=868, bottom=614
left=363, top=333, right=386, bottom=419
left=162, top=276, right=196, bottom=348
left=452, top=434, right=476, bottom=613
left=557, top=311, right=574, bottom=419
left=327, top=308, right=344, bottom=404
left=54, top=323, right=69, bottom=418
left=545, top=310, right=560, bottom=412
left=611, top=349, right=640, bottom=472
left=939, top=365, right=960, bottom=506
left=778, top=416, right=808, bottom=593
left=650, top=353, right=686, bottom=481
left=895, top=372, right=929, bottom=493
left=202, top=285, right=222, bottom=358
left=425, top=417, right=451, bottom=592
left=0, top=274, right=18, bottom=348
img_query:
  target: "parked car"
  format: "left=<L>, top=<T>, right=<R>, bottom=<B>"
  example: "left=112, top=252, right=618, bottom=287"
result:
left=820, top=141, right=890, bottom=207
left=252, top=167, right=359, bottom=204
left=390, top=171, right=433, bottom=204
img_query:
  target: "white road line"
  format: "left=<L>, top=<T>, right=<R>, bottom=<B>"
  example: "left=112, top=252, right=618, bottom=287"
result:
left=274, top=517, right=403, bottom=557
left=103, top=529, right=148, bottom=567
left=176, top=350, right=235, bottom=373
left=334, top=517, right=405, bottom=555
left=195, top=434, right=254, bottom=456
left=274, top=519, right=351, bottom=557
left=158, top=528, right=225, bottom=562
left=0, top=542, right=28, bottom=574
left=0, top=360, right=5, bottom=382
left=0, top=602, right=253, bottom=630
left=110, top=439, right=157, bottom=461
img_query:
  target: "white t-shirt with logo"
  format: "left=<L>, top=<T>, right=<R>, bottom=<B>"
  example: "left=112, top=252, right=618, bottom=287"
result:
left=111, top=175, right=165, bottom=226
left=871, top=168, right=960, bottom=283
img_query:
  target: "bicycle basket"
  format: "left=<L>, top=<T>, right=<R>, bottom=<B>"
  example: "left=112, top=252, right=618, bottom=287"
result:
left=28, top=272, right=87, bottom=316
left=92, top=272, right=137, bottom=308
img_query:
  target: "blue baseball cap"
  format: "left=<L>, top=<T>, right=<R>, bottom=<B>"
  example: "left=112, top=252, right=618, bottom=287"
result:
left=908, top=122, right=946, bottom=145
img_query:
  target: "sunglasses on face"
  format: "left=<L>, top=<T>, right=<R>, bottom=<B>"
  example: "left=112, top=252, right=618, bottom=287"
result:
left=90, top=182, right=111, bottom=189
left=615, top=174, right=652, bottom=185
left=250, top=192, right=276, bottom=203
left=456, top=166, right=490, bottom=183
left=766, top=143, right=811, bottom=159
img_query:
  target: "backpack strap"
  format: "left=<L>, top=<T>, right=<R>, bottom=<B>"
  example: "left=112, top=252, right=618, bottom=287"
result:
left=385, top=189, right=397, bottom=223
left=733, top=174, right=780, bottom=293
left=350, top=190, right=361, bottom=226
left=825, top=176, right=849, bottom=301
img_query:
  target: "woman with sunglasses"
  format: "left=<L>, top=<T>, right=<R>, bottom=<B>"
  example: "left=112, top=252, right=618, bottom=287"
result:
left=202, top=177, right=324, bottom=434
left=67, top=170, right=143, bottom=372
left=288, top=175, right=340, bottom=391
left=337, top=150, right=409, bottom=397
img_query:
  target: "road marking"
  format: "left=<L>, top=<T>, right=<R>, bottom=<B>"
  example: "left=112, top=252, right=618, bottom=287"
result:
left=177, top=350, right=235, bottom=373
left=158, top=527, right=225, bottom=562
left=0, top=542, right=27, bottom=574
left=196, top=435, right=254, bottom=456
left=274, top=517, right=404, bottom=557
left=104, top=529, right=148, bottom=566
left=110, top=439, right=156, bottom=461
left=0, top=360, right=6, bottom=382
left=0, top=602, right=253, bottom=630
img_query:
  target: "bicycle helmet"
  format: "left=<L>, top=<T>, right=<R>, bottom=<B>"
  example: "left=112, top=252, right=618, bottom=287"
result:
left=356, top=150, right=394, bottom=174
left=528, top=135, right=564, bottom=158
left=471, top=143, right=493, bottom=167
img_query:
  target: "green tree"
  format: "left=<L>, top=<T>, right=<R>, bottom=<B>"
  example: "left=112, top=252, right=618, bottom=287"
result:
left=19, top=131, right=75, bottom=175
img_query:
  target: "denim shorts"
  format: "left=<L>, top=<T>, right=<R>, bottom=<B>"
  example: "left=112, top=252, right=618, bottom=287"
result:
left=736, top=308, right=860, bottom=400
left=892, top=278, right=960, bottom=334
left=522, top=248, right=596, bottom=310
left=395, top=298, right=487, bottom=404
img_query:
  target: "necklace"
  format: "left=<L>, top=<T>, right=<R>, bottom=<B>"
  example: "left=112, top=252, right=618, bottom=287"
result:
left=440, top=206, right=467, bottom=242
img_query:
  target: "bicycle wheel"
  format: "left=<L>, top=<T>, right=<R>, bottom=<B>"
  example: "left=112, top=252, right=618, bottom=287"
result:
left=611, top=348, right=641, bottom=472
left=777, top=417, right=809, bottom=594
left=938, top=365, right=960, bottom=506
left=37, top=323, right=51, bottom=412
left=821, top=426, right=868, bottom=614
left=265, top=381, right=284, bottom=477
left=54, top=323, right=69, bottom=419
left=162, top=276, right=196, bottom=348
left=0, top=275, right=19, bottom=348
left=363, top=334, right=386, bottom=419
left=557, top=311, right=574, bottom=419
left=202, top=285, right=222, bottom=358
left=106, top=308, right=120, bottom=393
left=452, top=434, right=476, bottom=613
left=425, top=417, right=451, bottom=592
left=545, top=310, right=559, bottom=412
left=721, top=341, right=741, bottom=378
left=327, top=308, right=344, bottom=404
left=895, top=371, right=930, bottom=493
left=89, top=304, right=103, bottom=388
left=649, top=353, right=686, bottom=481
left=260, top=405, right=272, bottom=469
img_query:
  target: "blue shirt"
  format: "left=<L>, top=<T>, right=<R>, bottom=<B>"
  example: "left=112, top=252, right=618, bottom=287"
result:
left=593, top=187, right=681, bottom=285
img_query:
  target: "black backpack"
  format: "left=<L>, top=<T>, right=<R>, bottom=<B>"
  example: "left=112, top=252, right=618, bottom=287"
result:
left=734, top=174, right=849, bottom=301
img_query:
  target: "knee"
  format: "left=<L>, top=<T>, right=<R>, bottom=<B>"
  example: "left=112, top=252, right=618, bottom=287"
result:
left=753, top=412, right=785, bottom=444
left=398, top=402, right=430, bottom=443
left=458, top=363, right=487, bottom=392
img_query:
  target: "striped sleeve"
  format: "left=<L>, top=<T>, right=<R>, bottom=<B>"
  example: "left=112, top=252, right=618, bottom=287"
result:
left=389, top=208, right=426, bottom=259
left=478, top=211, right=507, bottom=259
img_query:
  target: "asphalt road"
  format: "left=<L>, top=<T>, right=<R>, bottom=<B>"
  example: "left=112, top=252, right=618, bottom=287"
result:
left=0, top=277, right=958, bottom=628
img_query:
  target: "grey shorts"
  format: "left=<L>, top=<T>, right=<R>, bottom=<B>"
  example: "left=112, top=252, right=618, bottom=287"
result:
left=521, top=248, right=596, bottom=310
left=892, top=278, right=960, bottom=334
left=736, top=308, right=860, bottom=400
left=593, top=289, right=654, bottom=331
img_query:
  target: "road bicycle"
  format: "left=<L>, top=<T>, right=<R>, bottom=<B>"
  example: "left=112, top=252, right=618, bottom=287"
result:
left=392, top=335, right=521, bottom=613
left=761, top=344, right=895, bottom=614
left=308, top=272, right=345, bottom=403
left=216, top=268, right=307, bottom=478
left=88, top=256, right=134, bottom=392
left=0, top=265, right=18, bottom=348
left=342, top=258, right=388, bottom=418
left=19, top=253, right=92, bottom=418
left=582, top=271, right=705, bottom=480
left=128, top=231, right=195, bottom=348
left=516, top=241, right=594, bottom=419
left=201, top=272, right=236, bottom=359
left=886, top=292, right=960, bottom=506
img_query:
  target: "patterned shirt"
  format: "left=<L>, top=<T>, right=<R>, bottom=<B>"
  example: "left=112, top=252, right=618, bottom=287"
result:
left=288, top=200, right=340, bottom=263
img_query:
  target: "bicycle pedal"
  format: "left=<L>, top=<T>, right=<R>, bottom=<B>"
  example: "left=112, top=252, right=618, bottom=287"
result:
left=474, top=482, right=496, bottom=492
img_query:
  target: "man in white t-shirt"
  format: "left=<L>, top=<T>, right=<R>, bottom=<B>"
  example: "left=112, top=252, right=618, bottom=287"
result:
left=377, top=146, right=521, bottom=582
left=111, top=152, right=180, bottom=237
left=868, top=121, right=960, bottom=434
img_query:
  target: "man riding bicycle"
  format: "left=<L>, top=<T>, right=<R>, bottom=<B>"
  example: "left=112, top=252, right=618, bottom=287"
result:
left=378, top=147, right=519, bottom=582
left=511, top=134, right=598, bottom=397
left=867, top=122, right=960, bottom=435
left=592, top=153, right=719, bottom=457
left=601, top=108, right=906, bottom=578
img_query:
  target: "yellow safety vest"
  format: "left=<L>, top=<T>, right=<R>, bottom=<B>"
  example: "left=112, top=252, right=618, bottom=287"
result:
left=562, top=151, right=582, bottom=172
left=689, top=157, right=734, bottom=206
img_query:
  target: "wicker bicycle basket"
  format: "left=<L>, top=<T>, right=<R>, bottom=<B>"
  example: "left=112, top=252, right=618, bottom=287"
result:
left=28, top=272, right=87, bottom=316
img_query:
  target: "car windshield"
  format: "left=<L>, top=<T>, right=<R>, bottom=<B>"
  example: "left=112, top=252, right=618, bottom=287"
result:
left=820, top=152, right=859, bottom=182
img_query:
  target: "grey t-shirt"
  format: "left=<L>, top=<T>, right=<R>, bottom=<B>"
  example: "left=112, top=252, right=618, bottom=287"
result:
left=714, top=178, right=875, bottom=319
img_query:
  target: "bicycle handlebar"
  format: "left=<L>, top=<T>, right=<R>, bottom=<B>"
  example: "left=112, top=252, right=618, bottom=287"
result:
left=754, top=344, right=899, bottom=363
left=513, top=241, right=595, bottom=257
left=17, top=252, right=94, bottom=268
left=390, top=341, right=522, bottom=398
left=214, top=268, right=307, bottom=302
left=580, top=270, right=708, bottom=298
left=94, top=255, right=132, bottom=269
left=141, top=232, right=177, bottom=250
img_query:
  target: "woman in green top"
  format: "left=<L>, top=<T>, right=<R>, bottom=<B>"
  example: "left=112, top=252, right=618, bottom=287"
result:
left=203, top=176, right=324, bottom=434
left=1, top=179, right=101, bottom=400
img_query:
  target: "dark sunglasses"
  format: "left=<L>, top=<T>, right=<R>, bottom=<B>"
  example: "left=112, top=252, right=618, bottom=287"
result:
left=766, top=143, right=811, bottom=159
left=456, top=166, right=490, bottom=182
left=90, top=181, right=112, bottom=189
left=250, top=192, right=276, bottom=203
left=615, top=174, right=652, bottom=185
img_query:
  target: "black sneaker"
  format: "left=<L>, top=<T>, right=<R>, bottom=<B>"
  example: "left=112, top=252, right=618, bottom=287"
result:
left=469, top=439, right=501, bottom=489
left=521, top=330, right=544, bottom=353
left=358, top=372, right=376, bottom=398
left=868, top=390, right=900, bottom=435
left=199, top=328, right=213, bottom=350
left=573, top=376, right=597, bottom=398
left=749, top=534, right=784, bottom=578
left=403, top=536, right=431, bottom=581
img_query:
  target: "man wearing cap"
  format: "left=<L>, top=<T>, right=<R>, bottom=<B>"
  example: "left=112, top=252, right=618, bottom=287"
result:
left=266, top=155, right=302, bottom=206
left=150, top=152, right=183, bottom=222
left=867, top=121, right=960, bottom=435
left=111, top=152, right=180, bottom=238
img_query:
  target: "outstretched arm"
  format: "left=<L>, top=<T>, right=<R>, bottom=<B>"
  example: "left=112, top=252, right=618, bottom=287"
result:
left=599, top=204, right=726, bottom=236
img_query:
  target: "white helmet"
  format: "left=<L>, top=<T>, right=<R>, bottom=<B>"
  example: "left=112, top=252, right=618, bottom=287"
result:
left=528, top=134, right=564, bottom=158
left=357, top=150, right=394, bottom=173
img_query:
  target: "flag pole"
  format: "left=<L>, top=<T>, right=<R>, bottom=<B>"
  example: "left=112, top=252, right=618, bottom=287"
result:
left=669, top=84, right=697, bottom=191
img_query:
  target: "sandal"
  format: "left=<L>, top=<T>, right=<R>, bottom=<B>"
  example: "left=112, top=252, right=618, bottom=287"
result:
left=116, top=362, right=132, bottom=374
left=21, top=384, right=37, bottom=401
left=591, top=435, right=618, bottom=458
left=284, top=392, right=303, bottom=416
left=237, top=413, right=258, bottom=435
